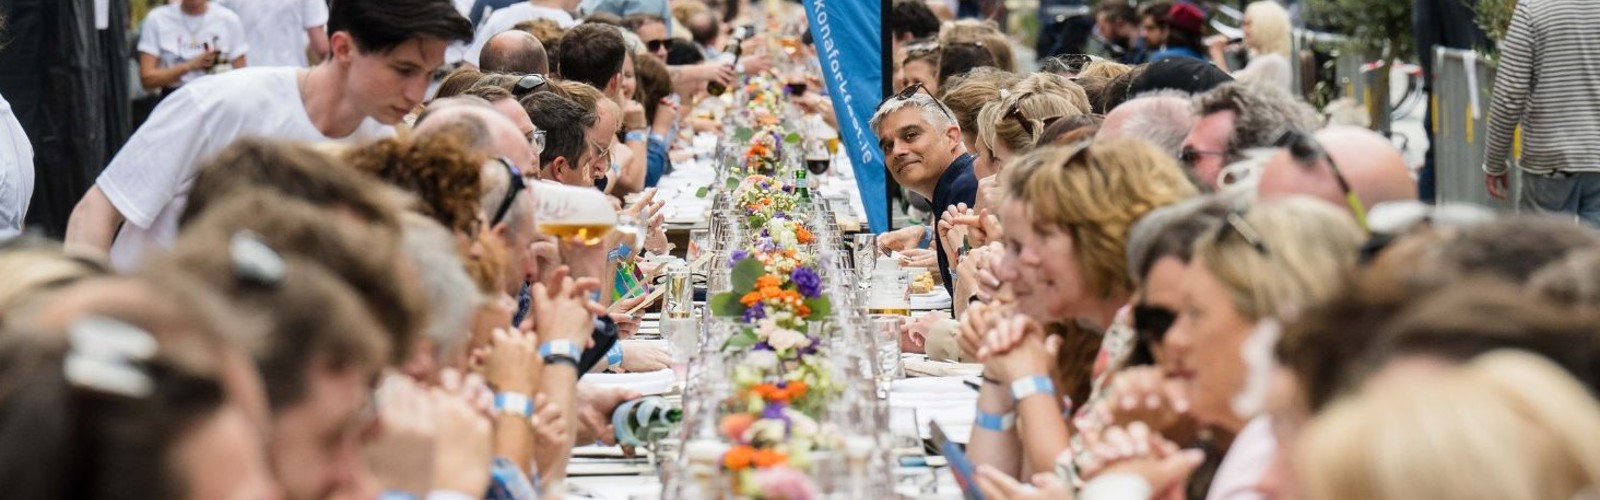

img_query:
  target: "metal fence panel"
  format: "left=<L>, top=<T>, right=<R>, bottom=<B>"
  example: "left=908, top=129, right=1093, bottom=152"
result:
left=1432, top=47, right=1518, bottom=210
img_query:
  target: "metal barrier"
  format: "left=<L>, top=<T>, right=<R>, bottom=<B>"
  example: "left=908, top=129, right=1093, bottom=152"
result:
left=1431, top=47, right=1518, bottom=210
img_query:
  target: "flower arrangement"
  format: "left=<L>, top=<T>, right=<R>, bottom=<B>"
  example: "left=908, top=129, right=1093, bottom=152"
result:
left=743, top=128, right=785, bottom=176
left=735, top=175, right=798, bottom=229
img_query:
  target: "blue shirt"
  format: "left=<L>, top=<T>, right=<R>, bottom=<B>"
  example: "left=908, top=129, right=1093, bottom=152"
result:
left=1148, top=46, right=1206, bottom=63
left=581, top=0, right=672, bottom=35
left=645, top=135, right=669, bottom=187
left=931, top=153, right=978, bottom=293
left=466, top=0, right=524, bottom=28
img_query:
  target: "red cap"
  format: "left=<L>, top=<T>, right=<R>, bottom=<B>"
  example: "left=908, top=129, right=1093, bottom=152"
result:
left=1166, top=3, right=1206, bottom=36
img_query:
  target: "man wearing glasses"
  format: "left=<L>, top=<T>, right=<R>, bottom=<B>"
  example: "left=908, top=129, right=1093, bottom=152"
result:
left=1256, top=126, right=1417, bottom=230
left=1180, top=82, right=1319, bottom=190
left=869, top=83, right=978, bottom=294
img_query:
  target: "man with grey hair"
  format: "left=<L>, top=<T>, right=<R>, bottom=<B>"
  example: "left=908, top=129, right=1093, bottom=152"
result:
left=1181, top=81, right=1320, bottom=189
left=416, top=95, right=539, bottom=171
left=397, top=212, right=481, bottom=381
left=1098, top=91, right=1197, bottom=160
left=869, top=88, right=976, bottom=293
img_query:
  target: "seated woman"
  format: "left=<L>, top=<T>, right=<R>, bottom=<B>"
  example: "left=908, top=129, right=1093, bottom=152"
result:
left=964, top=139, right=1197, bottom=479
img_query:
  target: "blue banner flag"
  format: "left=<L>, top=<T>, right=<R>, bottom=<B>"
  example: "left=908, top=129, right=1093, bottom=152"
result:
left=803, top=0, right=888, bottom=233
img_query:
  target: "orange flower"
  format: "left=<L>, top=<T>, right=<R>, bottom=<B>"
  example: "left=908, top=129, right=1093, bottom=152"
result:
left=740, top=291, right=763, bottom=307
left=724, top=445, right=757, bottom=470
left=759, top=286, right=782, bottom=300
left=721, top=414, right=756, bottom=441
left=796, top=304, right=812, bottom=317
left=755, top=275, right=782, bottom=289
left=795, top=227, right=815, bottom=244
left=752, top=449, right=789, bottom=468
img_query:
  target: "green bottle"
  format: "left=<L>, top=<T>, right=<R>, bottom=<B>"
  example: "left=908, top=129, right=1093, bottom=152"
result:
left=794, top=168, right=810, bottom=202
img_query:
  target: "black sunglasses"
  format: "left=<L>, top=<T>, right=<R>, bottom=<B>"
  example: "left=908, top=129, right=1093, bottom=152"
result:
left=1275, top=129, right=1368, bottom=230
left=514, top=73, right=549, bottom=98
left=1178, top=147, right=1227, bottom=168
left=874, top=82, right=954, bottom=122
left=645, top=39, right=670, bottom=53
left=489, top=158, right=526, bottom=226
left=1131, top=303, right=1177, bottom=344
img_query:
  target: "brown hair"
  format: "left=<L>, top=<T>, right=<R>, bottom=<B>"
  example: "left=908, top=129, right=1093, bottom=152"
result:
left=435, top=67, right=485, bottom=100
left=344, top=129, right=486, bottom=236
left=632, top=53, right=673, bottom=123
left=1002, top=140, right=1198, bottom=299
left=938, top=67, right=1021, bottom=139
left=180, top=138, right=401, bottom=234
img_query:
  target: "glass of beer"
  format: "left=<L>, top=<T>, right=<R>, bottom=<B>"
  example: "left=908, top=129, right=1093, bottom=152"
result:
left=531, top=180, right=617, bottom=245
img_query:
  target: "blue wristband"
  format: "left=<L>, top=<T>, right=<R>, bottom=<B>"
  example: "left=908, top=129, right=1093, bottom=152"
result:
left=493, top=392, right=535, bottom=418
left=975, top=409, right=1016, bottom=432
left=378, top=491, right=418, bottom=500
left=538, top=340, right=581, bottom=360
left=625, top=130, right=648, bottom=142
left=917, top=225, right=933, bottom=249
left=1010, top=375, right=1056, bottom=402
left=607, top=342, right=624, bottom=367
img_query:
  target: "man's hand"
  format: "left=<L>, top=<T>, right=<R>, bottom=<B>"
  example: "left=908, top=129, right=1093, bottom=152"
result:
left=532, top=267, right=605, bottom=345
left=619, top=342, right=670, bottom=373
left=899, top=248, right=939, bottom=269
left=1486, top=172, right=1510, bottom=200
left=574, top=383, right=640, bottom=445
left=877, top=225, right=926, bottom=254
left=485, top=328, right=538, bottom=394
left=957, top=243, right=1003, bottom=302
left=188, top=49, right=220, bottom=71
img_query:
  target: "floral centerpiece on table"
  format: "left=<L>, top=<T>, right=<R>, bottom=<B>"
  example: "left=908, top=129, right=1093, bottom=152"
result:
left=735, top=175, right=798, bottom=229
left=742, top=128, right=785, bottom=176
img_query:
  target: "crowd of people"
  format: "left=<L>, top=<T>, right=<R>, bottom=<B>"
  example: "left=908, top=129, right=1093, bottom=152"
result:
left=1, top=0, right=1599, bottom=499
left=875, top=1, right=1600, bottom=499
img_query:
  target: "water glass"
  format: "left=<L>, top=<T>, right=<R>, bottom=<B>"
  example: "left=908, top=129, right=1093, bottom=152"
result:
left=869, top=316, right=903, bottom=398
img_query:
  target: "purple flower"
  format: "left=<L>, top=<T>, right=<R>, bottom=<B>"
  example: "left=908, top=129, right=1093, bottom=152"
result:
left=761, top=401, right=788, bottom=420
left=753, top=341, right=775, bottom=351
left=801, top=336, right=821, bottom=355
left=729, top=249, right=750, bottom=266
left=790, top=267, right=821, bottom=298
left=773, top=211, right=787, bottom=220
left=743, top=305, right=767, bottom=323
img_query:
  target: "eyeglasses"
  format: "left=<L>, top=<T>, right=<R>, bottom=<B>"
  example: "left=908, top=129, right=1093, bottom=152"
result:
left=874, top=82, right=954, bottom=122
left=513, top=73, right=549, bottom=98
left=1179, top=147, right=1227, bottom=168
left=1131, top=303, right=1177, bottom=344
left=645, top=39, right=670, bottom=53
left=1218, top=211, right=1271, bottom=256
left=489, top=157, right=525, bottom=226
left=529, top=129, right=546, bottom=155
left=1275, top=129, right=1368, bottom=230
left=589, top=138, right=612, bottom=165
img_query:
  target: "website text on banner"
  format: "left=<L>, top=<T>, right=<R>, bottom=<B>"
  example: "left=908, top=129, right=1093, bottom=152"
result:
left=803, top=0, right=888, bottom=233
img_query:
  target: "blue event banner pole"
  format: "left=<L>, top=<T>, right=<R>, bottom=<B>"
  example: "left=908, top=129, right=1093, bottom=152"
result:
left=803, top=0, right=889, bottom=233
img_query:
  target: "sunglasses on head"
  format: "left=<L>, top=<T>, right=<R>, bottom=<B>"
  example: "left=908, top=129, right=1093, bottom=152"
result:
left=1217, top=211, right=1271, bottom=256
left=489, top=157, right=525, bottom=226
left=874, top=82, right=955, bottom=122
left=1132, top=303, right=1177, bottom=344
left=1047, top=54, right=1100, bottom=76
left=1004, top=93, right=1064, bottom=142
left=514, top=73, right=549, bottom=98
left=1275, top=129, right=1368, bottom=230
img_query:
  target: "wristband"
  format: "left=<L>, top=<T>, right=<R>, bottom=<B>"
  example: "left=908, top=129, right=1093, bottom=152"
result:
left=542, top=353, right=579, bottom=370
left=917, top=225, right=933, bottom=249
left=539, top=340, right=581, bottom=360
left=624, top=130, right=648, bottom=142
left=974, top=409, right=1016, bottom=432
left=378, top=492, right=418, bottom=500
left=649, top=132, right=669, bottom=143
left=1010, top=375, right=1056, bottom=402
left=493, top=392, right=535, bottom=418
left=606, top=342, right=624, bottom=368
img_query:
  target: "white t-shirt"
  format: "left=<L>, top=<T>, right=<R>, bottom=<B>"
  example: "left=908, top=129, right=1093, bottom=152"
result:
left=137, top=4, right=250, bottom=87
left=0, top=92, right=33, bottom=241
left=459, top=3, right=578, bottom=67
left=97, top=67, right=394, bottom=270
left=214, top=0, right=328, bottom=68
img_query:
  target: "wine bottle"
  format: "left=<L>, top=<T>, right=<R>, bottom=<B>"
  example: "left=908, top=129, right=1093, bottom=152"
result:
left=611, top=395, right=683, bottom=446
left=705, top=38, right=743, bottom=97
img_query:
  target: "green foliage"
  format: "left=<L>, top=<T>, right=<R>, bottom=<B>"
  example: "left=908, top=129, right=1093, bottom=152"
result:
left=695, top=186, right=710, bottom=198
left=723, top=328, right=761, bottom=350
left=1305, top=0, right=1414, bottom=60
left=803, top=297, right=831, bottom=321
left=733, top=127, right=756, bottom=143
left=783, top=132, right=802, bottom=145
left=710, top=292, right=744, bottom=316
left=730, top=257, right=765, bottom=291
left=1472, top=0, right=1516, bottom=46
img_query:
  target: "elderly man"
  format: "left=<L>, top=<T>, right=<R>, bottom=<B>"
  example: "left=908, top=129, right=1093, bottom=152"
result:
left=870, top=87, right=976, bottom=294
left=478, top=30, right=548, bottom=75
left=1257, top=126, right=1418, bottom=227
left=1097, top=91, right=1197, bottom=160
left=415, top=96, right=538, bottom=172
left=1181, top=81, right=1319, bottom=190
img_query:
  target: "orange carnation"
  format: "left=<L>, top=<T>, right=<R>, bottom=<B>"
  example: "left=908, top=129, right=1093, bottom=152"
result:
left=752, top=449, right=788, bottom=468
left=740, top=291, right=763, bottom=307
left=724, top=445, right=757, bottom=470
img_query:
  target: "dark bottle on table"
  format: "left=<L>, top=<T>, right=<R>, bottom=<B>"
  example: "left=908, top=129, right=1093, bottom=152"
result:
left=705, top=38, right=743, bottom=97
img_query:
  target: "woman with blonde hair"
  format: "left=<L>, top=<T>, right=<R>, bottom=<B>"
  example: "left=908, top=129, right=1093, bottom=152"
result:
left=972, top=73, right=1091, bottom=179
left=1207, top=1, right=1293, bottom=91
left=940, top=67, right=1023, bottom=152
left=963, top=139, right=1197, bottom=480
left=1298, top=350, right=1600, bottom=500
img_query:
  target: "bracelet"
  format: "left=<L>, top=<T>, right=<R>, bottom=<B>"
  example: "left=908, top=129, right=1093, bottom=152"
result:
left=975, top=409, right=1016, bottom=432
left=624, top=130, right=648, bottom=142
left=1010, top=375, right=1056, bottom=402
left=917, top=225, right=933, bottom=249
left=542, top=353, right=579, bottom=370
left=606, top=342, right=624, bottom=368
left=649, top=132, right=668, bottom=143
left=493, top=391, right=535, bottom=418
left=538, top=340, right=581, bottom=360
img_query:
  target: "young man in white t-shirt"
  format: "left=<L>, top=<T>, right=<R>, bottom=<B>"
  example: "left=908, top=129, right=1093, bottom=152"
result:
left=136, top=0, right=250, bottom=91
left=67, top=0, right=473, bottom=270
left=214, top=0, right=332, bottom=68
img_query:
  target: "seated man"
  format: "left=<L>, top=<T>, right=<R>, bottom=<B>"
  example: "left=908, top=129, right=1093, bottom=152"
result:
left=1181, top=81, right=1319, bottom=189
left=479, top=30, right=548, bottom=75
left=1257, top=125, right=1419, bottom=227
left=869, top=86, right=977, bottom=295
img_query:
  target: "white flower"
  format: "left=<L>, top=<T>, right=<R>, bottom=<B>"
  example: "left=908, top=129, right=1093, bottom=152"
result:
left=768, top=327, right=808, bottom=350
left=745, top=350, right=779, bottom=370
left=756, top=318, right=779, bottom=339
left=784, top=408, right=820, bottom=439
left=745, top=418, right=788, bottom=444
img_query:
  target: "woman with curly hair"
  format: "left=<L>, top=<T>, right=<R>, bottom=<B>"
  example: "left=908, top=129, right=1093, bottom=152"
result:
left=344, top=125, right=487, bottom=239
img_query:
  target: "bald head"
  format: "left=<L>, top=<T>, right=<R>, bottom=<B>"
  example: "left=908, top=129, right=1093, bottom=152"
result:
left=480, top=30, right=549, bottom=75
left=1257, top=126, right=1417, bottom=219
left=1097, top=92, right=1196, bottom=159
left=415, top=99, right=536, bottom=172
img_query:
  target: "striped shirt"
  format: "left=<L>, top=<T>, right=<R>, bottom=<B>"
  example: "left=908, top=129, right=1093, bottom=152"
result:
left=1484, top=0, right=1600, bottom=176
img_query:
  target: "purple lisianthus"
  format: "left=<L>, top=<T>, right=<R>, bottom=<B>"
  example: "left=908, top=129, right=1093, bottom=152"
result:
left=801, top=336, right=821, bottom=355
left=753, top=340, right=775, bottom=351
left=743, top=305, right=767, bottom=323
left=729, top=249, right=750, bottom=266
left=790, top=267, right=821, bottom=298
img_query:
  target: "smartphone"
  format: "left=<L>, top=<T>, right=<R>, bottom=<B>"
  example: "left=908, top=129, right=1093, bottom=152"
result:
left=930, top=420, right=984, bottom=500
left=576, top=315, right=619, bottom=376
